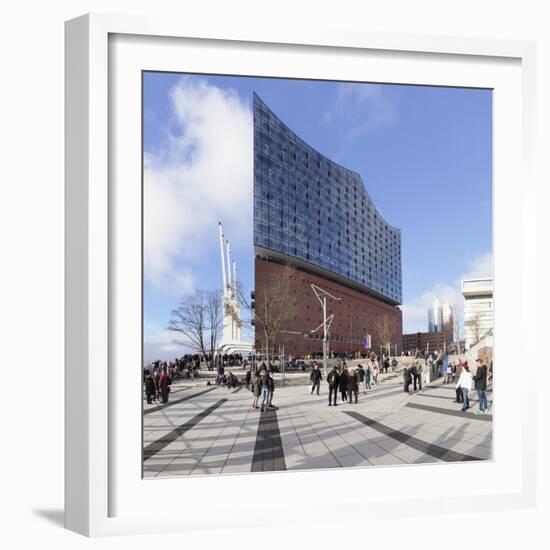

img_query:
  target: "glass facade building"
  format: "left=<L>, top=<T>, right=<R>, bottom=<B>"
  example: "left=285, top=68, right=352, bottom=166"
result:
left=253, top=93, right=402, bottom=305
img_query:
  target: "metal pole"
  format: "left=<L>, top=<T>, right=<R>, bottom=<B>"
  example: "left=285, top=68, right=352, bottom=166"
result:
left=218, top=222, right=227, bottom=290
left=282, top=346, right=285, bottom=387
left=226, top=240, right=232, bottom=289
left=233, top=259, right=237, bottom=296
left=323, top=296, right=328, bottom=378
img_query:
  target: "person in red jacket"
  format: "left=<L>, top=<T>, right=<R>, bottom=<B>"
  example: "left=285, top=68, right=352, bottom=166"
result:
left=158, top=367, right=170, bottom=404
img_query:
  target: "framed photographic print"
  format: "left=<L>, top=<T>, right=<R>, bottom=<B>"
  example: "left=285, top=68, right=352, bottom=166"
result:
left=65, top=13, right=537, bottom=536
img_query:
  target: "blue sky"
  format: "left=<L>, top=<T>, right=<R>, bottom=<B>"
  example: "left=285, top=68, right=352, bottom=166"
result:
left=143, top=72, right=492, bottom=363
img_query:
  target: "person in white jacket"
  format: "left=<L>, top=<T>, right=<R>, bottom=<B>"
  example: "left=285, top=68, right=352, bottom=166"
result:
left=456, top=361, right=473, bottom=411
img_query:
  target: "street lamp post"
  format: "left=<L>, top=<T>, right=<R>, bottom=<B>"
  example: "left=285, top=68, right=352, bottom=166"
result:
left=310, top=284, right=341, bottom=378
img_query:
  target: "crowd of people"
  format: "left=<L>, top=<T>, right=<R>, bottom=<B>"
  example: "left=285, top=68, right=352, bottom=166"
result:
left=304, top=352, right=389, bottom=406
left=401, top=352, right=492, bottom=414
left=214, top=367, right=240, bottom=389
left=145, top=348, right=492, bottom=416
left=249, top=365, right=277, bottom=412
left=451, top=358, right=490, bottom=414
left=143, top=361, right=173, bottom=404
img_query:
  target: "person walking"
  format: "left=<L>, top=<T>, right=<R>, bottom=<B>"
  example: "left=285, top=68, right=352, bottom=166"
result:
left=251, top=371, right=261, bottom=409
left=403, top=366, right=412, bottom=394
left=348, top=369, right=359, bottom=404
left=364, top=362, right=372, bottom=391
left=473, top=358, right=489, bottom=414
left=245, top=369, right=252, bottom=390
left=153, top=369, right=161, bottom=402
left=372, top=360, right=380, bottom=386
left=367, top=353, right=378, bottom=387
left=327, top=366, right=340, bottom=406
left=445, top=362, right=453, bottom=384
left=454, top=361, right=464, bottom=404
left=414, top=358, right=424, bottom=392
left=339, top=366, right=349, bottom=403
left=450, top=362, right=456, bottom=383
left=456, top=361, right=472, bottom=411
left=356, top=364, right=365, bottom=389
left=158, top=367, right=170, bottom=404
left=260, top=370, right=271, bottom=412
left=427, top=356, right=434, bottom=379
left=411, top=361, right=420, bottom=392
left=442, top=361, right=449, bottom=383
left=310, top=363, right=322, bottom=395
left=268, top=369, right=276, bottom=409
left=144, top=370, right=156, bottom=404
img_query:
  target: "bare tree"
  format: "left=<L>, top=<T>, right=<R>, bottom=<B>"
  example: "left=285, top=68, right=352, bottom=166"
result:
left=372, top=314, right=398, bottom=356
left=168, top=289, right=222, bottom=369
left=239, top=265, right=301, bottom=367
left=468, top=311, right=483, bottom=346
left=453, top=305, right=462, bottom=353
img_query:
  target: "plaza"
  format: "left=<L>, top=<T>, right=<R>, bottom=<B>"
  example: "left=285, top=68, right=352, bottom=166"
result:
left=142, top=83, right=494, bottom=481
left=143, top=376, right=493, bottom=478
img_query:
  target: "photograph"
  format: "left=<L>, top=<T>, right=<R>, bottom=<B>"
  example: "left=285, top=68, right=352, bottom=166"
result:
left=142, top=72, right=493, bottom=478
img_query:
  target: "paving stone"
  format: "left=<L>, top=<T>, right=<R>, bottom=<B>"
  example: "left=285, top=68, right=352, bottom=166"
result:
left=143, top=381, right=493, bottom=477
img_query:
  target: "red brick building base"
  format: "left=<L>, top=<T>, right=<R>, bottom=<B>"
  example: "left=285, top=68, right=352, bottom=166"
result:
left=254, top=258, right=403, bottom=358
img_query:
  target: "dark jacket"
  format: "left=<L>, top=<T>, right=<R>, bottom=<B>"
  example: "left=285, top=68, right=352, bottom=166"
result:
left=339, top=371, right=349, bottom=391
left=473, top=365, right=487, bottom=390
left=356, top=367, right=365, bottom=382
left=310, top=368, right=322, bottom=382
left=403, top=368, right=412, bottom=383
left=145, top=377, right=156, bottom=396
left=261, top=373, right=271, bottom=390
left=348, top=372, right=359, bottom=392
left=327, top=370, right=340, bottom=387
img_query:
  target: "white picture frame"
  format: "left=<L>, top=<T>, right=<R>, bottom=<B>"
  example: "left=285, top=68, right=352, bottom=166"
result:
left=65, top=13, right=537, bottom=537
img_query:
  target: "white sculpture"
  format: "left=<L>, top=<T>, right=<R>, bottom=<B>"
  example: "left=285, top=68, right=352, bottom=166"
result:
left=217, top=222, right=253, bottom=354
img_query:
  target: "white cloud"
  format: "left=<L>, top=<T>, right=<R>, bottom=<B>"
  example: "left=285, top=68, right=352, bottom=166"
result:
left=144, top=77, right=253, bottom=295
left=323, top=83, right=397, bottom=143
left=143, top=327, right=185, bottom=364
left=463, top=251, right=493, bottom=280
left=399, top=304, right=427, bottom=331
left=402, top=252, right=493, bottom=334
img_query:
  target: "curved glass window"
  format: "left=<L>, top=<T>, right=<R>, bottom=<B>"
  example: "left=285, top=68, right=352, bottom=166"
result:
left=253, top=93, right=402, bottom=305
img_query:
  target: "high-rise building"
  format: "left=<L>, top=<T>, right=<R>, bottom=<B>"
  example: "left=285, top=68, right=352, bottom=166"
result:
left=428, top=300, right=453, bottom=337
left=428, top=299, right=443, bottom=332
left=441, top=303, right=454, bottom=343
left=462, top=277, right=493, bottom=350
left=253, top=94, right=403, bottom=357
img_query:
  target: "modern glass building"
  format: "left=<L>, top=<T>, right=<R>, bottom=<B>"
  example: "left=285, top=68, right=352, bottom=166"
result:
left=253, top=93, right=402, bottom=306
left=254, top=94, right=402, bottom=354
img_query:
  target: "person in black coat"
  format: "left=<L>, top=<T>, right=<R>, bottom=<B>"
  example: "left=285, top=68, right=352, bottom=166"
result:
left=356, top=365, right=365, bottom=386
left=327, top=366, right=340, bottom=406
left=473, top=358, right=489, bottom=414
left=260, top=370, right=271, bottom=412
left=403, top=367, right=412, bottom=394
left=339, top=366, right=349, bottom=403
left=348, top=369, right=359, bottom=404
left=310, top=364, right=323, bottom=395
left=144, top=371, right=156, bottom=404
